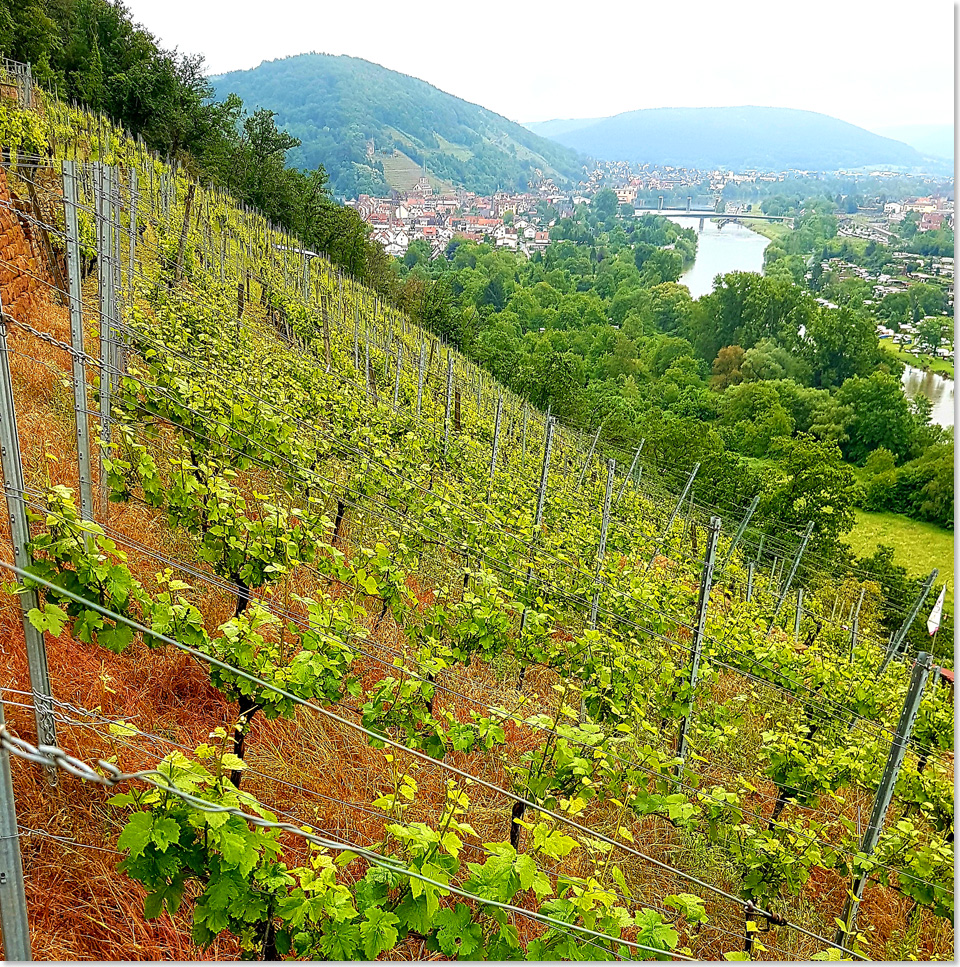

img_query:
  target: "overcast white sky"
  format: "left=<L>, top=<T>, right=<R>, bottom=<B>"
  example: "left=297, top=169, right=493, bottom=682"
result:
left=124, top=0, right=954, bottom=132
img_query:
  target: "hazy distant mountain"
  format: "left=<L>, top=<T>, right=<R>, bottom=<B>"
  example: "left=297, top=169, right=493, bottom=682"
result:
left=872, top=123, right=954, bottom=160
left=525, top=106, right=926, bottom=171
left=211, top=54, right=587, bottom=198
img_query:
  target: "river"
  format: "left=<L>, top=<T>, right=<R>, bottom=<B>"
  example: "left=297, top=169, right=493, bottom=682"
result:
left=665, top=215, right=769, bottom=300
left=666, top=215, right=956, bottom=428
left=901, top=364, right=955, bottom=428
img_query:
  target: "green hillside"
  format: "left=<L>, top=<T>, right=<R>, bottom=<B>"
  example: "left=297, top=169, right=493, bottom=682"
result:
left=211, top=53, right=589, bottom=198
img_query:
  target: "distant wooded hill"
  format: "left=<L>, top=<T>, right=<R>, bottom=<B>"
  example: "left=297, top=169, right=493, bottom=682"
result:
left=526, top=106, right=927, bottom=171
left=211, top=54, right=588, bottom=198
left=872, top=123, right=954, bottom=161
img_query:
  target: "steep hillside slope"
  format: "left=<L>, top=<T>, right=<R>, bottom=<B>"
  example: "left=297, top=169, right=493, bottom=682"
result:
left=0, top=91, right=953, bottom=965
left=526, top=106, right=925, bottom=171
left=211, top=53, right=588, bottom=198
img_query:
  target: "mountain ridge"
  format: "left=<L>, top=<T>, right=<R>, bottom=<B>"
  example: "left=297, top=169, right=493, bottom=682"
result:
left=525, top=105, right=927, bottom=171
left=210, top=53, right=588, bottom=198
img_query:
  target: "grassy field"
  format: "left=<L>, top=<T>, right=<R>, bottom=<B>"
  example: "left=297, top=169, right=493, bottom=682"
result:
left=886, top=340, right=955, bottom=378
left=843, top=509, right=954, bottom=609
left=740, top=218, right=792, bottom=243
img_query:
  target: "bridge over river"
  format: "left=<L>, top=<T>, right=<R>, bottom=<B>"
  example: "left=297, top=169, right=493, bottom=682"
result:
left=633, top=199, right=793, bottom=230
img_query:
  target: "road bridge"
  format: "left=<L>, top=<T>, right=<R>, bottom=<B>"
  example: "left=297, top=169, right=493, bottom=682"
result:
left=632, top=195, right=793, bottom=229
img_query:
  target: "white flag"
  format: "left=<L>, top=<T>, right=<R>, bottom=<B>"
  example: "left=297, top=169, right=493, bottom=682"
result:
left=927, top=586, right=946, bottom=636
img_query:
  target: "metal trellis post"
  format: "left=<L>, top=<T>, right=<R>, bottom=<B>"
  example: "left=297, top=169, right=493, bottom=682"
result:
left=443, top=353, right=453, bottom=457
left=62, top=162, right=94, bottom=525
left=534, top=417, right=555, bottom=529
left=575, top=423, right=603, bottom=491
left=0, top=308, right=57, bottom=782
left=128, top=165, right=137, bottom=306
left=589, top=458, right=616, bottom=629
left=582, top=458, right=616, bottom=719
left=97, top=164, right=115, bottom=520
left=520, top=417, right=555, bottom=635
left=416, top=343, right=425, bottom=415
left=393, top=346, right=402, bottom=407
left=878, top=569, right=938, bottom=674
left=487, top=394, right=503, bottom=501
left=772, top=520, right=814, bottom=622
left=720, top=493, right=760, bottom=573
left=615, top=440, right=644, bottom=506
left=647, top=462, right=699, bottom=570
left=849, top=587, right=866, bottom=661
left=675, top=516, right=721, bottom=776
left=0, top=697, right=32, bottom=960
left=835, top=652, right=932, bottom=946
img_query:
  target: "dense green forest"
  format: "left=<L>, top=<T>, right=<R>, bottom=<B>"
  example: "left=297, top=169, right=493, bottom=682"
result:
left=0, top=0, right=397, bottom=286
left=209, top=53, right=587, bottom=198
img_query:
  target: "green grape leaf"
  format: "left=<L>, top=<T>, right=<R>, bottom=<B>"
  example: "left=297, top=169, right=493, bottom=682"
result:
left=117, top=812, right=154, bottom=858
left=360, top=906, right=400, bottom=959
left=434, top=903, right=483, bottom=959
left=26, top=602, right=68, bottom=636
left=319, top=921, right=361, bottom=960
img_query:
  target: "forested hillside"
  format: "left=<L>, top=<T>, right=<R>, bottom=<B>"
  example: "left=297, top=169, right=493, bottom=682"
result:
left=527, top=106, right=927, bottom=171
left=210, top=54, right=588, bottom=198
left=0, top=0, right=394, bottom=286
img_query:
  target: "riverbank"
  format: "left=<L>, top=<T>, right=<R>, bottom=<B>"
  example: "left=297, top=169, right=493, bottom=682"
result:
left=739, top=218, right=791, bottom=244
left=887, top=341, right=955, bottom=379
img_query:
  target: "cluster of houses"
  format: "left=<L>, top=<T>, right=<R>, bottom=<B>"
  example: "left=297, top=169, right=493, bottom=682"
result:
left=350, top=164, right=955, bottom=270
left=349, top=177, right=557, bottom=258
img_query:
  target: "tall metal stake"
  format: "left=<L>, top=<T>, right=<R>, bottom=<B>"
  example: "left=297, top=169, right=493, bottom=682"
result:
left=364, top=326, right=371, bottom=402
left=97, top=164, right=115, bottom=520
left=353, top=304, right=360, bottom=372
left=647, top=462, right=699, bottom=570
left=62, top=162, right=94, bottom=524
left=416, top=343, right=426, bottom=415
left=575, top=423, right=603, bottom=491
left=589, top=459, right=616, bottom=628
left=128, top=166, right=137, bottom=306
left=0, top=308, right=57, bottom=781
left=835, top=652, right=932, bottom=947
left=849, top=587, right=866, bottom=661
left=582, top=459, right=616, bottom=719
left=720, top=493, right=760, bottom=573
left=487, top=394, right=503, bottom=501
left=0, top=698, right=32, bottom=960
left=519, top=418, right=555, bottom=635
left=533, top=417, right=555, bottom=529
left=878, top=570, right=938, bottom=674
left=675, top=516, right=722, bottom=776
left=615, top=440, right=644, bottom=506
left=392, top=346, right=402, bottom=407
left=443, top=353, right=453, bottom=457
left=772, top=520, right=814, bottom=622
left=794, top=587, right=804, bottom=639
